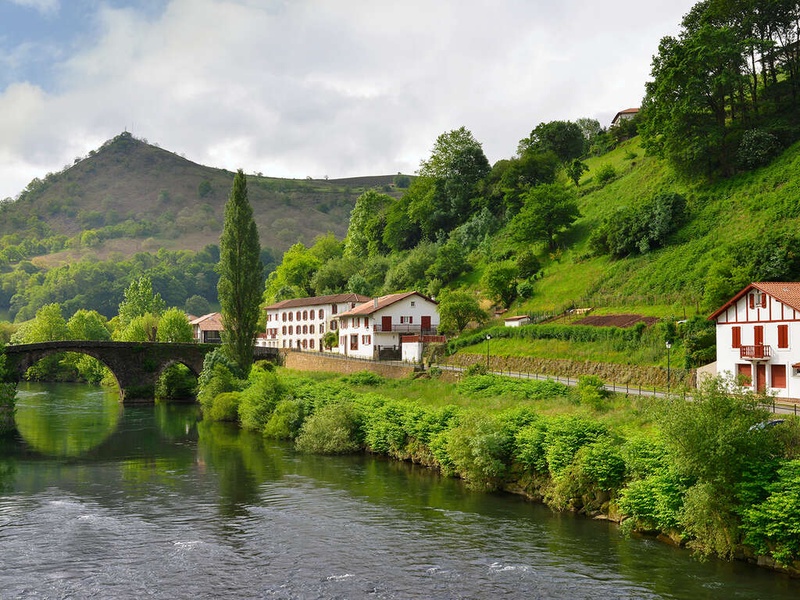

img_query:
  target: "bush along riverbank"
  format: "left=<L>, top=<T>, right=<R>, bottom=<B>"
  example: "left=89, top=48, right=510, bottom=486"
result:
left=197, top=350, right=800, bottom=576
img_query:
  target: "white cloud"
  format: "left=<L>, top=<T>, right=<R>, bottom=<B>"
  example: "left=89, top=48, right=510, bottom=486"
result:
left=0, top=0, right=695, bottom=199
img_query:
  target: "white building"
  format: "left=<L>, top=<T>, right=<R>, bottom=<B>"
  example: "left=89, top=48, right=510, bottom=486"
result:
left=335, top=291, right=440, bottom=361
left=189, top=312, right=223, bottom=344
left=264, top=293, right=371, bottom=351
left=709, top=282, right=800, bottom=399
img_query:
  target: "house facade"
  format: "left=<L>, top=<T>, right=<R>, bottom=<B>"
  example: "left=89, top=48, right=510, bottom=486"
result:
left=709, top=282, right=800, bottom=399
left=610, top=107, right=639, bottom=127
left=335, top=291, right=440, bottom=361
left=190, top=312, right=223, bottom=343
left=264, top=293, right=371, bottom=351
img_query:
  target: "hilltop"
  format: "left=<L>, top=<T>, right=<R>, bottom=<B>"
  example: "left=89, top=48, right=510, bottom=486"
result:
left=1, top=131, right=405, bottom=264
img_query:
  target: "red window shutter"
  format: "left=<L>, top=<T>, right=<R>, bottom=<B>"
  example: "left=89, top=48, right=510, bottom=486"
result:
left=749, top=294, right=755, bottom=309
left=762, top=294, right=767, bottom=308
left=778, top=324, right=789, bottom=349
left=732, top=326, right=741, bottom=348
left=754, top=325, right=764, bottom=346
left=772, top=364, right=787, bottom=389
left=737, top=363, right=752, bottom=385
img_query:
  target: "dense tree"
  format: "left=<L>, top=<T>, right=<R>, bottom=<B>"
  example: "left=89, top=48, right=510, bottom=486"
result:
left=343, top=190, right=394, bottom=258
left=67, top=309, right=111, bottom=341
left=481, top=260, right=519, bottom=308
left=156, top=307, right=194, bottom=343
left=565, top=159, right=589, bottom=187
left=507, top=184, right=581, bottom=249
left=263, top=242, right=322, bottom=302
left=517, top=121, right=586, bottom=163
left=117, top=275, right=166, bottom=329
left=218, top=169, right=264, bottom=375
left=437, top=290, right=488, bottom=335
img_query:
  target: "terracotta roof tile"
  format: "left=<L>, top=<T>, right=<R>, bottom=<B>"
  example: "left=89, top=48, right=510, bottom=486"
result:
left=264, top=293, right=372, bottom=310
left=708, top=282, right=800, bottom=320
left=337, top=291, right=435, bottom=317
left=189, top=312, right=223, bottom=330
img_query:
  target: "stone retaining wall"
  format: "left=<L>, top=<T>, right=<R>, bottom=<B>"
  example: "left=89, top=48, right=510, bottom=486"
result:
left=441, top=353, right=695, bottom=389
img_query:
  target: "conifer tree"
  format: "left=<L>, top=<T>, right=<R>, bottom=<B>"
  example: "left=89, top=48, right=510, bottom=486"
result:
left=217, top=169, right=264, bottom=375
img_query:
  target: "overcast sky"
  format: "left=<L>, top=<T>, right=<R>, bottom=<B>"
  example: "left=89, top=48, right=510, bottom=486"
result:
left=0, top=0, right=697, bottom=200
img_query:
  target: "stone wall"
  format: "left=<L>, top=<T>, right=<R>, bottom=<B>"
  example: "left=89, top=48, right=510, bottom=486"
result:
left=441, top=353, right=695, bottom=389
left=283, top=351, right=419, bottom=379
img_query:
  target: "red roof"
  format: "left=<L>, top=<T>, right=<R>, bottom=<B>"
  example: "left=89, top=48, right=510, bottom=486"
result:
left=337, top=291, right=436, bottom=317
left=189, top=312, right=223, bottom=331
left=264, top=293, right=371, bottom=311
left=708, top=282, right=800, bottom=320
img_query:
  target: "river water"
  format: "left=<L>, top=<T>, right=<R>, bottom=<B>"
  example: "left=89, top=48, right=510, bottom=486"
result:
left=0, top=383, right=798, bottom=599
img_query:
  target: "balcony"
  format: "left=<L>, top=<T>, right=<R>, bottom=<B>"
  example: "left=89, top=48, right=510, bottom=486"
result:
left=740, top=345, right=771, bottom=360
left=372, top=324, right=438, bottom=335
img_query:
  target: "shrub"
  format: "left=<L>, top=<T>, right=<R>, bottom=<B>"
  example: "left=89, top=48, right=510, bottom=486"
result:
left=544, top=416, right=608, bottom=477
left=238, top=369, right=285, bottom=431
left=737, top=129, right=781, bottom=171
left=343, top=370, right=385, bottom=386
left=295, top=402, right=362, bottom=454
left=263, top=399, right=306, bottom=440
left=594, top=163, right=617, bottom=185
left=207, top=391, right=241, bottom=422
left=618, top=472, right=685, bottom=533
left=515, top=420, right=549, bottom=472
left=575, top=375, right=608, bottom=410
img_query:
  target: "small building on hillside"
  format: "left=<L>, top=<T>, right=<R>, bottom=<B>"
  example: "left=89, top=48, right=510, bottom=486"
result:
left=190, top=312, right=223, bottom=344
left=709, top=282, right=800, bottom=399
left=611, top=107, right=639, bottom=127
left=264, top=293, right=371, bottom=351
left=504, top=315, right=531, bottom=328
left=335, top=291, right=441, bottom=361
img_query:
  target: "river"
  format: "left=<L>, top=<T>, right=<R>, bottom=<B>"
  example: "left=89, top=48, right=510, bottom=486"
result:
left=0, top=382, right=798, bottom=599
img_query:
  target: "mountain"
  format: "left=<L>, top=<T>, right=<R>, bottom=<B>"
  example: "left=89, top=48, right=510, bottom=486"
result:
left=0, top=131, right=405, bottom=265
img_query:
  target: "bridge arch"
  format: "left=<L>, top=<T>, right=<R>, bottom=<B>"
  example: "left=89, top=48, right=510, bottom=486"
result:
left=3, top=341, right=278, bottom=403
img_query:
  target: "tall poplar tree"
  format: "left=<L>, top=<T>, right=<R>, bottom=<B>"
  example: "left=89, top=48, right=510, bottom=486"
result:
left=218, top=169, right=264, bottom=375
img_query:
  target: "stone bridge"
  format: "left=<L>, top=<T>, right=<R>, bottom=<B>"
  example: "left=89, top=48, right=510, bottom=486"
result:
left=2, top=341, right=279, bottom=403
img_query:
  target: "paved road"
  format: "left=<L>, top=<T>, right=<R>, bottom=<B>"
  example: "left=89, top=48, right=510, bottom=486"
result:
left=438, top=364, right=798, bottom=415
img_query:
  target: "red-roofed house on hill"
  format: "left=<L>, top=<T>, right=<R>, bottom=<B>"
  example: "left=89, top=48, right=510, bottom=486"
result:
left=335, top=291, right=441, bottom=361
left=611, top=107, right=639, bottom=127
left=709, top=282, right=800, bottom=399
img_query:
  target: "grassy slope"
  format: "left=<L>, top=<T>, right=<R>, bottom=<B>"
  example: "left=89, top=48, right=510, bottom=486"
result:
left=452, top=138, right=800, bottom=368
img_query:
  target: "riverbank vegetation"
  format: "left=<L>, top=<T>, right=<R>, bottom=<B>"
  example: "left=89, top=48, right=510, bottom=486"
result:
left=197, top=359, right=800, bottom=573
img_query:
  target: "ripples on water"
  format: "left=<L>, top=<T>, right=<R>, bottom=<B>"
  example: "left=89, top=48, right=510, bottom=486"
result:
left=1, top=384, right=798, bottom=599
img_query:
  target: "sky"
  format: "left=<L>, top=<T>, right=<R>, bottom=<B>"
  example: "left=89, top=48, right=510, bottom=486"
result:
left=0, top=0, right=697, bottom=201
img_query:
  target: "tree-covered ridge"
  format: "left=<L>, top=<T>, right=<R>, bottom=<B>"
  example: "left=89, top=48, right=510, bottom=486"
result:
left=641, top=0, right=800, bottom=178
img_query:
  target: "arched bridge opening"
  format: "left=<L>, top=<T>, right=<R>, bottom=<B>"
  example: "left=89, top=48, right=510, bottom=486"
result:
left=3, top=341, right=279, bottom=403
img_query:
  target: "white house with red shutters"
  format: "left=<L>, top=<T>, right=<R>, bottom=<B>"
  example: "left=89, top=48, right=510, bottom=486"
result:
left=334, top=291, right=441, bottom=361
left=709, top=282, right=800, bottom=399
left=263, top=293, right=371, bottom=351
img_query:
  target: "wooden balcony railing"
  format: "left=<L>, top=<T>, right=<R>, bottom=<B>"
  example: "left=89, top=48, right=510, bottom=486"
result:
left=372, top=324, right=438, bottom=335
left=740, top=345, right=771, bottom=360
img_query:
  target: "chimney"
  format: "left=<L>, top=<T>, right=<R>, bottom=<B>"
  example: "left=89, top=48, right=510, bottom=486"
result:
left=373, top=298, right=378, bottom=308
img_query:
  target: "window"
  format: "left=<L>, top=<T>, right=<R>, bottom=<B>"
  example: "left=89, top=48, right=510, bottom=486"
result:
left=410, top=301, right=415, bottom=307
left=778, top=324, right=789, bottom=349
left=310, top=339, right=315, bottom=349
left=318, top=309, right=324, bottom=320
left=772, top=364, right=787, bottom=389
left=303, top=310, right=308, bottom=320
left=282, top=340, right=286, bottom=348
left=302, top=339, right=308, bottom=349
left=350, top=334, right=358, bottom=351
left=282, top=312, right=287, bottom=322
left=400, top=316, right=413, bottom=324
left=332, top=304, right=338, bottom=315
left=732, top=326, right=741, bottom=349
left=282, top=326, right=286, bottom=335
left=320, top=324, right=325, bottom=333
left=288, top=312, right=293, bottom=321
left=362, top=335, right=371, bottom=345
left=330, top=321, right=337, bottom=331
left=302, top=325, right=308, bottom=334
left=737, top=363, right=752, bottom=386
left=296, top=311, right=301, bottom=321
left=310, top=324, right=315, bottom=334
left=288, top=325, right=293, bottom=335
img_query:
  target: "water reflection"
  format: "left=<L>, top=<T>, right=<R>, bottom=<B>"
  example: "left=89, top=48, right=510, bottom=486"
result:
left=14, top=382, right=122, bottom=457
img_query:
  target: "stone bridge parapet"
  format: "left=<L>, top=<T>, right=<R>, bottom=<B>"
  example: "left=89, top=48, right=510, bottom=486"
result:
left=3, top=341, right=279, bottom=403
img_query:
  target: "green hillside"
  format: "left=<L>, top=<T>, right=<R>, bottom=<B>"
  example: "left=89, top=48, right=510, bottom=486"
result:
left=1, top=131, right=403, bottom=264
